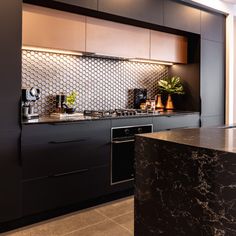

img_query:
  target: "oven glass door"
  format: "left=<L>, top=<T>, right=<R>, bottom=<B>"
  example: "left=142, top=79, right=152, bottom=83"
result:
left=111, top=138, right=134, bottom=184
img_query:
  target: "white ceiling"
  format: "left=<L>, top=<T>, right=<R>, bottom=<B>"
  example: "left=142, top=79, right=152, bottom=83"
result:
left=221, top=0, right=236, bottom=4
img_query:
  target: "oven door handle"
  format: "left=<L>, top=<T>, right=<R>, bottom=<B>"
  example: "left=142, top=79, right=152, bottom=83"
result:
left=112, top=139, right=135, bottom=144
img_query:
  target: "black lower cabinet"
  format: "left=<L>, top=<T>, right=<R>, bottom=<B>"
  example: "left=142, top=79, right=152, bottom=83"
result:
left=22, top=165, right=109, bottom=215
left=153, top=114, right=200, bottom=132
left=0, top=130, right=21, bottom=223
left=21, top=114, right=200, bottom=217
left=21, top=121, right=111, bottom=180
left=21, top=120, right=112, bottom=216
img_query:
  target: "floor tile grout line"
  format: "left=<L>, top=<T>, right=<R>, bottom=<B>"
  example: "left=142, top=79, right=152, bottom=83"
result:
left=62, top=219, right=109, bottom=236
left=95, top=209, right=133, bottom=235
left=110, top=210, right=134, bottom=220
left=94, top=209, right=134, bottom=220
left=108, top=217, right=133, bottom=235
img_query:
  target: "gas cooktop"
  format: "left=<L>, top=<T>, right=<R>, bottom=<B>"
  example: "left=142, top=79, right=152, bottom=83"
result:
left=83, top=109, right=159, bottom=118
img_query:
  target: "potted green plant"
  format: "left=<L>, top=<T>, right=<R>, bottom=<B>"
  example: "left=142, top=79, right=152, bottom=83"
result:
left=157, top=76, right=184, bottom=110
left=65, top=91, right=77, bottom=114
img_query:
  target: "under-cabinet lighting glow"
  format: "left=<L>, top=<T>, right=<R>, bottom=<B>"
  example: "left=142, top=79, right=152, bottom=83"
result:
left=22, top=46, right=83, bottom=56
left=128, top=58, right=173, bottom=66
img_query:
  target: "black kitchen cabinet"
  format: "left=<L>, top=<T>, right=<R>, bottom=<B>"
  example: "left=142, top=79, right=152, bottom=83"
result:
left=0, top=131, right=21, bottom=223
left=53, top=0, right=98, bottom=10
left=21, top=120, right=111, bottom=215
left=98, top=0, right=164, bottom=25
left=21, top=120, right=111, bottom=180
left=201, top=39, right=225, bottom=126
left=23, top=165, right=109, bottom=215
left=0, top=0, right=22, bottom=224
left=201, top=10, right=225, bottom=43
left=163, top=0, right=200, bottom=34
left=152, top=114, right=200, bottom=132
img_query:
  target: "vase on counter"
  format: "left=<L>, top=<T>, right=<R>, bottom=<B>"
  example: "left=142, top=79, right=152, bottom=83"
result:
left=155, top=94, right=164, bottom=110
left=165, top=94, right=174, bottom=110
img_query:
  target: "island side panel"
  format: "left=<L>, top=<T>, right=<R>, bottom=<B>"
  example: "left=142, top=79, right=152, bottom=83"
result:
left=134, top=136, right=236, bottom=236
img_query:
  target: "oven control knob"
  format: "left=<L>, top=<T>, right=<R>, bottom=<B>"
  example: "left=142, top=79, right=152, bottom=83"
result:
left=124, top=129, right=130, bottom=135
left=138, top=128, right=143, bottom=133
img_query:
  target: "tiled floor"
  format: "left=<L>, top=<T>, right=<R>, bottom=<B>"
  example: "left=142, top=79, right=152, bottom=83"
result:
left=1, top=196, right=134, bottom=236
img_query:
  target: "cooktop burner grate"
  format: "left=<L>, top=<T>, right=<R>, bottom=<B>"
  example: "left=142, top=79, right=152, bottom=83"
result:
left=84, top=109, right=159, bottom=118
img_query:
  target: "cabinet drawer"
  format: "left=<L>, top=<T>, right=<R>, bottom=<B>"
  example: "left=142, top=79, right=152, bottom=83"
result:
left=111, top=117, right=153, bottom=128
left=153, top=114, right=200, bottom=131
left=22, top=165, right=109, bottom=216
left=22, top=138, right=110, bottom=180
left=21, top=120, right=111, bottom=179
left=22, top=120, right=110, bottom=145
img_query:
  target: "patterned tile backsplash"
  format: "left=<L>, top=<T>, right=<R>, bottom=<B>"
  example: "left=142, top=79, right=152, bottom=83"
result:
left=22, top=50, right=169, bottom=115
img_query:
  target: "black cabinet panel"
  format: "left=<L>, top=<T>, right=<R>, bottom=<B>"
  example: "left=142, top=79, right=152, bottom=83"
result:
left=98, top=0, right=163, bottom=25
left=153, top=114, right=200, bottom=132
left=0, top=0, right=22, bottom=223
left=54, top=0, right=98, bottom=10
left=201, top=39, right=225, bottom=117
left=111, top=117, right=153, bottom=128
left=22, top=120, right=111, bottom=179
left=0, top=0, right=21, bottom=130
left=0, top=101, right=20, bottom=131
left=23, top=165, right=109, bottom=215
left=0, top=130, right=21, bottom=222
left=164, top=0, right=200, bottom=33
left=201, top=11, right=225, bottom=42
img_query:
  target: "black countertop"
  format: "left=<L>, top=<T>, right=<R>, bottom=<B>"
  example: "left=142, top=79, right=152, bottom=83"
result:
left=22, top=110, right=199, bottom=125
left=139, top=126, right=236, bottom=153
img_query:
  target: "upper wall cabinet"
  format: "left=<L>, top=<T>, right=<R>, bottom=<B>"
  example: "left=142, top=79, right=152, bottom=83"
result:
left=163, top=0, right=200, bottom=34
left=22, top=4, right=86, bottom=52
left=53, top=0, right=98, bottom=10
left=201, top=11, right=225, bottom=42
left=86, top=17, right=150, bottom=58
left=98, top=0, right=164, bottom=25
left=150, top=31, right=187, bottom=63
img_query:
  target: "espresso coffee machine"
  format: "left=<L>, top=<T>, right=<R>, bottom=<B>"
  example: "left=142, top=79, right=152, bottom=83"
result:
left=133, top=88, right=147, bottom=109
left=22, top=87, right=41, bottom=119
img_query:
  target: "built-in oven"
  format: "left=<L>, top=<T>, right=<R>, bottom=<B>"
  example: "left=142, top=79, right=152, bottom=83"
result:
left=111, top=124, right=153, bottom=185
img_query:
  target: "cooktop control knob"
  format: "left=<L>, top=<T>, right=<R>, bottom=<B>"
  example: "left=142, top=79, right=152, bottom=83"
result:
left=124, top=129, right=130, bottom=135
left=137, top=127, right=143, bottom=133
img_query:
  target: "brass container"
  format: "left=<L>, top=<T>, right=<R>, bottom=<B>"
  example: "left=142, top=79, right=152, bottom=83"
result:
left=155, top=94, right=164, bottom=110
left=165, top=94, right=174, bottom=110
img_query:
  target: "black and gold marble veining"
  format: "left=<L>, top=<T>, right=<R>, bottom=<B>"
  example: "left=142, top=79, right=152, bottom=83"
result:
left=135, top=130, right=236, bottom=236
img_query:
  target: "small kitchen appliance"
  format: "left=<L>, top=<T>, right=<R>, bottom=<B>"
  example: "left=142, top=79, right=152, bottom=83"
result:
left=56, top=94, right=67, bottom=113
left=133, top=88, right=147, bottom=109
left=22, top=87, right=41, bottom=119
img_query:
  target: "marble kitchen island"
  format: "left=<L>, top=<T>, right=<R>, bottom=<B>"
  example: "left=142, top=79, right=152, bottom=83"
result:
left=135, top=127, right=236, bottom=236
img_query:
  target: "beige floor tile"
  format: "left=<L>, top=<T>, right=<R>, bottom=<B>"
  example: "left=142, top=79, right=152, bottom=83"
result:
left=96, top=197, right=134, bottom=218
left=2, top=210, right=106, bottom=236
left=1, top=197, right=134, bottom=236
left=112, top=212, right=134, bottom=233
left=65, top=220, right=132, bottom=236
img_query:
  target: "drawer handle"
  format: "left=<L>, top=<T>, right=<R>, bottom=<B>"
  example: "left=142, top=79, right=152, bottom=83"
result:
left=51, top=169, right=89, bottom=178
left=49, top=138, right=87, bottom=144
left=112, top=139, right=135, bottom=144
left=49, top=122, right=87, bottom=125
